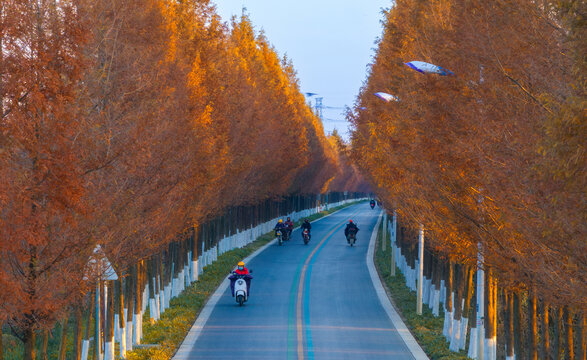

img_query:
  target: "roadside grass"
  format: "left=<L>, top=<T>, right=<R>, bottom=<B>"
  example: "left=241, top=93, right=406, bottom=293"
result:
left=374, top=221, right=469, bottom=360
left=126, top=200, right=364, bottom=360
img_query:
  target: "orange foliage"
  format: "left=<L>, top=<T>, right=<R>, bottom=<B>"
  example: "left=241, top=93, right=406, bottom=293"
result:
left=351, top=0, right=585, bottom=309
left=0, top=0, right=361, bottom=350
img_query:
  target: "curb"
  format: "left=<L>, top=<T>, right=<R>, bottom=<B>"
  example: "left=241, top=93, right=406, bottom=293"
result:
left=366, top=211, right=429, bottom=360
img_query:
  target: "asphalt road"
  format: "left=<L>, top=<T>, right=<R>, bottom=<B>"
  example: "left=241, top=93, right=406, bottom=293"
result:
left=182, top=203, right=416, bottom=359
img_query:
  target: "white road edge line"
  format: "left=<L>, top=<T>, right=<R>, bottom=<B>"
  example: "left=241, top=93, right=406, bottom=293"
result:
left=172, top=201, right=364, bottom=359
left=366, top=211, right=429, bottom=360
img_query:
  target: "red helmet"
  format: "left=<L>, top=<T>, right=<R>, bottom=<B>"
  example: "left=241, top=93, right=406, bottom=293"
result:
left=349, top=220, right=353, bottom=223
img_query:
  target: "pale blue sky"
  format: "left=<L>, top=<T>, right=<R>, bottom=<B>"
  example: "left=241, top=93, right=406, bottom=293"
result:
left=213, top=0, right=392, bottom=139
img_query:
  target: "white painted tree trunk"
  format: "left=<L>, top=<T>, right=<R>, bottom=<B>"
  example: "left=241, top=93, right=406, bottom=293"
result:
left=440, top=280, right=446, bottom=306
left=484, top=337, right=496, bottom=360
left=81, top=340, right=89, bottom=360
left=104, top=338, right=114, bottom=360
left=114, top=314, right=119, bottom=342
left=119, top=321, right=126, bottom=359
left=449, top=318, right=461, bottom=351
left=133, top=313, right=140, bottom=345
left=459, top=317, right=469, bottom=350
left=149, top=298, right=158, bottom=322
left=192, top=259, right=198, bottom=282
left=126, top=319, right=133, bottom=351
left=155, top=275, right=161, bottom=318
left=427, top=281, right=435, bottom=310
left=432, top=289, right=440, bottom=317
left=165, top=282, right=171, bottom=309
left=468, top=326, right=478, bottom=359
left=443, top=310, right=453, bottom=340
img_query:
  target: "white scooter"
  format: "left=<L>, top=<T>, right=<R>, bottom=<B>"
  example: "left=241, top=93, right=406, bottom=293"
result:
left=229, top=270, right=253, bottom=306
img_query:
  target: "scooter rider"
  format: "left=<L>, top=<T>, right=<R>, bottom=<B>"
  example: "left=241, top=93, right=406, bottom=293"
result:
left=230, top=261, right=252, bottom=296
left=301, top=219, right=312, bottom=240
left=274, top=219, right=287, bottom=237
left=344, top=220, right=359, bottom=243
left=285, top=217, right=294, bottom=239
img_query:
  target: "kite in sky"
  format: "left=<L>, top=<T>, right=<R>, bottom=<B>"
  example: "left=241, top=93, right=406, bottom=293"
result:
left=405, top=61, right=454, bottom=76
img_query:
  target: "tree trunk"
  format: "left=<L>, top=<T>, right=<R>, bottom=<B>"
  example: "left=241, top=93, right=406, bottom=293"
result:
left=23, top=328, right=36, bottom=360
left=566, top=307, right=574, bottom=360
left=555, top=307, right=564, bottom=360
left=528, top=289, right=538, bottom=360
left=118, top=278, right=126, bottom=359
left=514, top=291, right=524, bottom=360
left=443, top=261, right=453, bottom=341
left=105, top=281, right=114, bottom=360
left=73, top=306, right=83, bottom=360
left=148, top=259, right=156, bottom=324
left=484, top=270, right=497, bottom=360
left=134, top=263, right=141, bottom=345
left=126, top=269, right=134, bottom=352
left=58, top=316, right=69, bottom=360
left=83, top=291, right=94, bottom=360
left=450, top=265, right=464, bottom=351
left=41, top=329, right=48, bottom=360
left=468, top=272, right=478, bottom=359
left=542, top=302, right=550, bottom=360
left=579, top=312, right=586, bottom=360
left=432, top=256, right=441, bottom=317
left=460, top=266, right=473, bottom=350
left=506, top=290, right=515, bottom=359
left=0, top=321, right=3, bottom=360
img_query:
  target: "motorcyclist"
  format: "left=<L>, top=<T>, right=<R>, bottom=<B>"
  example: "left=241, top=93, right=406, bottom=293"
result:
left=230, top=261, right=252, bottom=296
left=370, top=199, right=376, bottom=208
left=274, top=219, right=287, bottom=238
left=301, top=219, right=312, bottom=240
left=285, top=217, right=294, bottom=239
left=344, top=220, right=359, bottom=243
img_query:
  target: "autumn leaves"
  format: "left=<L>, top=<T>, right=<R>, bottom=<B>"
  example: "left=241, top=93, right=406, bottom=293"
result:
left=351, top=0, right=585, bottom=357
left=0, top=0, right=364, bottom=358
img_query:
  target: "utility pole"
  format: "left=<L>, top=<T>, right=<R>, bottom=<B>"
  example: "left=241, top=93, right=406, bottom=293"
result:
left=390, top=211, right=396, bottom=276
left=417, top=224, right=424, bottom=315
left=315, top=97, right=324, bottom=121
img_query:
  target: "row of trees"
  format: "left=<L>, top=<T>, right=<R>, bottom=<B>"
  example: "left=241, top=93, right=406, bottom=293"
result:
left=387, top=220, right=583, bottom=359
left=352, top=0, right=585, bottom=358
left=0, top=0, right=368, bottom=358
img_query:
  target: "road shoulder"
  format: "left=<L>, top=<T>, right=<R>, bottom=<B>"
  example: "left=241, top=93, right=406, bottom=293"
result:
left=366, top=211, right=429, bottom=360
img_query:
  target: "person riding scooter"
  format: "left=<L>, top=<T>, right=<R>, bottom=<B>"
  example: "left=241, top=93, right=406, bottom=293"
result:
left=285, top=217, right=294, bottom=240
left=301, top=219, right=311, bottom=240
left=344, top=220, right=359, bottom=243
left=230, top=261, right=252, bottom=296
left=274, top=219, right=287, bottom=240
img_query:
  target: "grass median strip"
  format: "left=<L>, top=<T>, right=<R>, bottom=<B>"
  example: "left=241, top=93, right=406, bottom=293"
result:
left=374, top=221, right=468, bottom=360
left=127, top=200, right=365, bottom=360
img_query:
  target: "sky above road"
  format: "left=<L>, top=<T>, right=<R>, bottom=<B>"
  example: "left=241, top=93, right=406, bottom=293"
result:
left=213, top=0, right=393, bottom=140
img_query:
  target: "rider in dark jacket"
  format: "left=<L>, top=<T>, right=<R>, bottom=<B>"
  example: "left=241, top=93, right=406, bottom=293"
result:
left=274, top=219, right=287, bottom=236
left=344, top=220, right=359, bottom=243
left=301, top=219, right=311, bottom=239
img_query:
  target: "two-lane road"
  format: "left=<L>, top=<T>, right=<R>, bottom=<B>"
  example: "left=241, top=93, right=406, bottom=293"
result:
left=175, top=203, right=423, bottom=359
